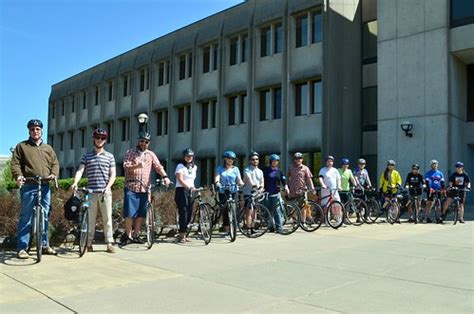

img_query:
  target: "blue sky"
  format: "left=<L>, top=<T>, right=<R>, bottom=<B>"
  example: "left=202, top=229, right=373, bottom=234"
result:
left=0, top=0, right=244, bottom=156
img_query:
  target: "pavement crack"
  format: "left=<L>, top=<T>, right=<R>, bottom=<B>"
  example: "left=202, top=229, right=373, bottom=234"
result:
left=2, top=272, right=78, bottom=313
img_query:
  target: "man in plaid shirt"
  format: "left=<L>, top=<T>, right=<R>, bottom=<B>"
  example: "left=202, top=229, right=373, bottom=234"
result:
left=121, top=132, right=170, bottom=245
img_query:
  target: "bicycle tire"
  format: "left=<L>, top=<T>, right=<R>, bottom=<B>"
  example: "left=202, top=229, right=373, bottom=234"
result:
left=413, top=200, right=418, bottom=224
left=365, top=198, right=380, bottom=223
left=345, top=199, right=366, bottom=226
left=300, top=201, right=323, bottom=232
left=238, top=203, right=272, bottom=238
left=198, top=203, right=212, bottom=245
left=386, top=202, right=399, bottom=224
left=279, top=201, right=300, bottom=235
left=78, top=209, right=89, bottom=257
left=35, top=205, right=43, bottom=263
left=433, top=198, right=441, bottom=222
left=228, top=203, right=237, bottom=242
left=146, top=204, right=155, bottom=249
left=326, top=200, right=345, bottom=229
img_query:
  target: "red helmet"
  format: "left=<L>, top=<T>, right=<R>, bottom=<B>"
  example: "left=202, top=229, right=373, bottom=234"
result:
left=92, top=128, right=108, bottom=139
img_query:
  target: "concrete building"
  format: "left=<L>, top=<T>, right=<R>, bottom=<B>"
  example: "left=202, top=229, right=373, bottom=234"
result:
left=48, top=0, right=474, bottom=195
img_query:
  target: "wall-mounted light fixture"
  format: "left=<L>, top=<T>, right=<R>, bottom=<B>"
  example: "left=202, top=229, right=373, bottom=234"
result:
left=400, top=121, right=413, bottom=137
left=137, top=113, right=149, bottom=132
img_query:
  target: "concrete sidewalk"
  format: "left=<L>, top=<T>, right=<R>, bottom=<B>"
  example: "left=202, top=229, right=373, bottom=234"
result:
left=1, top=219, right=473, bottom=313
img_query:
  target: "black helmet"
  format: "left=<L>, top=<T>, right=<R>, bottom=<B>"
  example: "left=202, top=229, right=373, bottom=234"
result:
left=182, top=148, right=194, bottom=156
left=249, top=151, right=259, bottom=160
left=138, top=131, right=151, bottom=141
left=92, top=128, right=108, bottom=139
left=412, top=164, right=420, bottom=170
left=27, top=119, right=43, bottom=129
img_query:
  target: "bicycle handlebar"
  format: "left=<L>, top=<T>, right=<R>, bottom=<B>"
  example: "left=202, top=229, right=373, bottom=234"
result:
left=23, top=176, right=58, bottom=189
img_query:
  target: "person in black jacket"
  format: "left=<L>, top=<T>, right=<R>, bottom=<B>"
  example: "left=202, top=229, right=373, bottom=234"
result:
left=404, top=164, right=424, bottom=223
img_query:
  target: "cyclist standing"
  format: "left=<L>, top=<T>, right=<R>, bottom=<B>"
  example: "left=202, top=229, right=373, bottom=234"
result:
left=318, top=155, right=342, bottom=206
left=11, top=119, right=59, bottom=259
left=287, top=152, right=315, bottom=224
left=71, top=128, right=116, bottom=253
left=424, top=160, right=445, bottom=223
left=354, top=158, right=372, bottom=189
left=214, top=151, right=244, bottom=236
left=338, top=158, right=359, bottom=204
left=404, top=164, right=424, bottom=223
left=121, top=132, right=170, bottom=245
left=242, top=152, right=264, bottom=235
left=262, top=154, right=288, bottom=233
left=174, top=148, right=197, bottom=243
left=379, top=160, right=402, bottom=213
left=440, top=162, right=471, bottom=224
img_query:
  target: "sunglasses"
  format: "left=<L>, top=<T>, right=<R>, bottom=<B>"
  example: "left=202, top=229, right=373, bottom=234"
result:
left=29, top=127, right=42, bottom=132
left=388, top=164, right=395, bottom=167
left=94, top=136, right=107, bottom=140
left=140, top=140, right=150, bottom=144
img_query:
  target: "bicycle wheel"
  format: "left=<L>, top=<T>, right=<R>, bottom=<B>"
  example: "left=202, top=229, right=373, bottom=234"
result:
left=453, top=204, right=459, bottom=225
left=386, top=202, right=399, bottom=224
left=326, top=200, right=345, bottom=229
left=239, top=203, right=272, bottom=238
left=35, top=206, right=43, bottom=263
left=365, top=198, right=380, bottom=223
left=146, top=204, right=155, bottom=249
left=434, top=198, right=441, bottom=222
left=413, top=201, right=418, bottom=224
left=228, top=203, right=237, bottom=242
left=198, top=204, right=212, bottom=245
left=279, top=201, right=300, bottom=235
left=345, top=199, right=367, bottom=226
left=78, top=209, right=89, bottom=257
left=300, top=201, right=323, bottom=232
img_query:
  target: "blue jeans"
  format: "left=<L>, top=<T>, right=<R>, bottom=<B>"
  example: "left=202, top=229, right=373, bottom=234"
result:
left=265, top=194, right=284, bottom=232
left=17, top=183, right=51, bottom=251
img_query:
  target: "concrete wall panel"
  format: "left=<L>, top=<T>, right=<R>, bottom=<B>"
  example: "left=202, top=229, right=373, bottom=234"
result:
left=425, top=28, right=448, bottom=115
left=377, top=0, right=396, bottom=41
left=378, top=40, right=397, bottom=120
left=397, top=0, right=424, bottom=38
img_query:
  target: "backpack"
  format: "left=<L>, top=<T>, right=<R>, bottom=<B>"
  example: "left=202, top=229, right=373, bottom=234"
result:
left=64, top=194, right=81, bottom=221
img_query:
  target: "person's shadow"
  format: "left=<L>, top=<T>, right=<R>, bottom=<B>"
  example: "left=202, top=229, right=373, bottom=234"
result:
left=1, top=250, right=38, bottom=266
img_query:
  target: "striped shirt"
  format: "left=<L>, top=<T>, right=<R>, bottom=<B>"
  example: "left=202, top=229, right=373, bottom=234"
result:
left=123, top=147, right=164, bottom=193
left=80, top=150, right=116, bottom=193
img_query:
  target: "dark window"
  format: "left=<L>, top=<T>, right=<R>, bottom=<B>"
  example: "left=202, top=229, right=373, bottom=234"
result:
left=121, top=119, right=129, bottom=141
left=362, top=87, right=377, bottom=130
left=274, top=23, right=283, bottom=54
left=296, top=14, right=308, bottom=47
left=71, top=96, right=75, bottom=113
left=200, top=158, right=209, bottom=186
left=203, top=46, right=210, bottom=73
left=69, top=131, right=74, bottom=150
left=108, top=81, right=113, bottom=101
left=202, top=102, right=209, bottom=129
left=146, top=68, right=150, bottom=90
left=230, top=36, right=238, bottom=65
left=311, top=80, right=322, bottom=114
left=186, top=105, right=191, bottom=132
left=158, top=62, right=165, bottom=86
left=157, top=111, right=163, bottom=136
left=261, top=26, right=271, bottom=57
left=188, top=53, right=193, bottom=78
left=123, top=75, right=129, bottom=97
left=83, top=92, right=87, bottom=109
left=50, top=135, right=54, bottom=147
left=211, top=100, right=216, bottom=128
left=51, top=103, right=55, bottom=119
left=451, top=0, right=474, bottom=27
left=229, top=97, right=236, bottom=125
left=312, top=11, right=323, bottom=43
left=61, top=100, right=65, bottom=116
left=179, top=55, right=186, bottom=80
left=164, top=110, right=168, bottom=135
left=467, top=64, right=474, bottom=121
left=362, top=21, right=378, bottom=63
left=295, top=82, right=308, bottom=116
left=166, top=62, right=170, bottom=84
left=140, top=68, right=145, bottom=91
left=60, top=133, right=64, bottom=151
left=241, top=34, right=248, bottom=63
left=273, top=87, right=282, bottom=119
left=178, top=107, right=185, bottom=133
left=106, top=122, right=113, bottom=144
left=240, top=94, right=247, bottom=124
left=212, top=44, right=218, bottom=71
left=81, top=128, right=85, bottom=148
left=95, top=86, right=99, bottom=105
left=259, top=90, right=270, bottom=121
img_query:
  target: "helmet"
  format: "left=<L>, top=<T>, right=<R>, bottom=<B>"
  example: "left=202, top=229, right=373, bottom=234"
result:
left=358, top=158, right=366, bottom=164
left=341, top=158, right=350, bottom=165
left=223, top=150, right=236, bottom=159
left=412, top=164, right=420, bottom=170
left=455, top=161, right=464, bottom=168
left=249, top=151, right=259, bottom=159
left=294, top=152, right=303, bottom=159
left=269, top=154, right=280, bottom=161
left=430, top=159, right=438, bottom=165
left=27, top=119, right=43, bottom=129
left=182, top=148, right=194, bottom=156
left=387, top=160, right=396, bottom=166
left=92, top=128, right=108, bottom=139
left=325, top=155, right=335, bottom=162
left=138, top=132, right=151, bottom=141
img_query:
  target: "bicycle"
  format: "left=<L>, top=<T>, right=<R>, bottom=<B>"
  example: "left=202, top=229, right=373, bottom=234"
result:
left=70, top=188, right=91, bottom=257
left=444, top=187, right=470, bottom=225
left=424, top=189, right=443, bottom=223
left=342, top=186, right=367, bottom=226
left=288, top=188, right=323, bottom=232
left=382, top=186, right=403, bottom=224
left=269, top=192, right=300, bottom=235
left=318, top=188, right=345, bottom=229
left=354, top=187, right=381, bottom=224
left=237, top=187, right=272, bottom=238
left=214, top=184, right=240, bottom=242
left=185, top=187, right=213, bottom=244
left=404, top=184, right=425, bottom=224
left=24, top=175, right=57, bottom=262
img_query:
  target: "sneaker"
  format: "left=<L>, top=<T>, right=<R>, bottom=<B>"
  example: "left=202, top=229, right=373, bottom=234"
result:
left=407, top=218, right=415, bottom=223
left=106, top=244, right=115, bottom=253
left=42, top=246, right=57, bottom=255
left=356, top=218, right=362, bottom=223
left=120, top=236, right=133, bottom=246
left=426, top=217, right=432, bottom=223
left=87, top=245, right=94, bottom=252
left=132, top=235, right=145, bottom=244
left=17, top=249, right=29, bottom=259
left=459, top=219, right=465, bottom=224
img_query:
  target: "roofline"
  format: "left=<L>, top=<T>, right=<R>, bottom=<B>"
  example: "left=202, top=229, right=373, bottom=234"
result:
left=52, top=0, right=248, bottom=88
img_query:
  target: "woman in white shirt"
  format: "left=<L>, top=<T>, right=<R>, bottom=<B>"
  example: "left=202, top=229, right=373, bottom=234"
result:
left=174, top=148, right=197, bottom=243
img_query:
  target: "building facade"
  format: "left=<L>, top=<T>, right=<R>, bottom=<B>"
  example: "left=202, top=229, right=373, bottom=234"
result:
left=48, top=0, right=474, bottom=195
